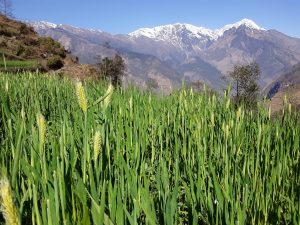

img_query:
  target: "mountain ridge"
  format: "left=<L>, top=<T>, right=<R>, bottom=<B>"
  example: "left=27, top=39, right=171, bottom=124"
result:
left=129, top=19, right=265, bottom=40
left=30, top=18, right=300, bottom=91
left=32, top=18, right=265, bottom=38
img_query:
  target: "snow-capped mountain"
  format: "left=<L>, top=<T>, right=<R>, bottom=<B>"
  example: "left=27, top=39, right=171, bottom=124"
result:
left=30, top=18, right=300, bottom=91
left=30, top=21, right=58, bottom=29
left=215, top=18, right=266, bottom=36
left=129, top=19, right=265, bottom=42
left=130, top=23, right=217, bottom=39
left=129, top=23, right=218, bottom=54
left=127, top=19, right=269, bottom=58
left=30, top=21, right=103, bottom=34
left=130, top=23, right=218, bottom=42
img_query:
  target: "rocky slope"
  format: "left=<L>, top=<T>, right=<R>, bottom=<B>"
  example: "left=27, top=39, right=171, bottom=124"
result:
left=0, top=15, right=66, bottom=67
left=0, top=15, right=96, bottom=77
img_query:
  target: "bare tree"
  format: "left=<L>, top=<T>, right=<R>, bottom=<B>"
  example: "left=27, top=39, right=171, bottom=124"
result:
left=0, top=0, right=13, bottom=17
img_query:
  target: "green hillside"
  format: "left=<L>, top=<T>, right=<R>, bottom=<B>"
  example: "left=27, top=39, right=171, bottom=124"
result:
left=0, top=72, right=299, bottom=224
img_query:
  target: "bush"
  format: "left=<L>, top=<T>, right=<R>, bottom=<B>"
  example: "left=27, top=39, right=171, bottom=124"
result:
left=16, top=44, right=25, bottom=56
left=24, top=36, right=39, bottom=46
left=19, top=24, right=32, bottom=35
left=0, top=27, right=13, bottom=36
left=46, top=56, right=63, bottom=70
left=56, top=47, right=66, bottom=58
left=0, top=40, right=7, bottom=47
left=39, top=37, right=66, bottom=58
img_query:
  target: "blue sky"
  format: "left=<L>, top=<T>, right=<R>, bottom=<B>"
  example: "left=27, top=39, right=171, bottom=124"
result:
left=13, top=0, right=300, bottom=37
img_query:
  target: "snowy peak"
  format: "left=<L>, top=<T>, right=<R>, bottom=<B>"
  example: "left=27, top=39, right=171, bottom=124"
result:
left=216, top=19, right=266, bottom=36
left=30, top=21, right=58, bottom=29
left=129, top=23, right=218, bottom=40
left=32, top=18, right=265, bottom=40
left=129, top=19, right=266, bottom=40
left=30, top=21, right=103, bottom=34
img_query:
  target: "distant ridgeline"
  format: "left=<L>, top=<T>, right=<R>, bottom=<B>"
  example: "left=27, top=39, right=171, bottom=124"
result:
left=266, top=63, right=300, bottom=98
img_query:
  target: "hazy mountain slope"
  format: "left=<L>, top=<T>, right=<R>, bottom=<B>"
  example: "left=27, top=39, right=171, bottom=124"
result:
left=177, top=57, right=225, bottom=89
left=204, top=26, right=300, bottom=85
left=266, top=63, right=300, bottom=98
left=30, top=19, right=300, bottom=90
left=268, top=83, right=300, bottom=115
left=123, top=51, right=182, bottom=92
left=31, top=22, right=220, bottom=89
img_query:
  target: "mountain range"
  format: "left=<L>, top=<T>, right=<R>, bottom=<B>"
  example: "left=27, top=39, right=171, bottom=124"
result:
left=30, top=19, right=300, bottom=92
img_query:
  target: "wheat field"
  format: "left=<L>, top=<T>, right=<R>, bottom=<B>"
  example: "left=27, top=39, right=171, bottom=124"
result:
left=0, top=72, right=299, bottom=224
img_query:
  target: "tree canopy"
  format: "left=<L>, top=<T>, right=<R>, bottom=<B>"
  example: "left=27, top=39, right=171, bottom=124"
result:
left=228, top=62, right=261, bottom=107
left=97, top=54, right=126, bottom=87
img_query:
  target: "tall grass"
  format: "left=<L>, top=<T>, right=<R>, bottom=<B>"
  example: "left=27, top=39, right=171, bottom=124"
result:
left=0, top=72, right=299, bottom=224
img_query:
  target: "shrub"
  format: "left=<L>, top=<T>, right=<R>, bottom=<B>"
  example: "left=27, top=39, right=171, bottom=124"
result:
left=16, top=44, right=25, bottom=56
left=24, top=36, right=39, bottom=46
left=46, top=56, right=63, bottom=70
left=22, top=47, right=34, bottom=57
left=0, top=40, right=7, bottom=47
left=39, top=37, right=66, bottom=58
left=56, top=47, right=66, bottom=58
left=0, top=27, right=13, bottom=36
left=19, top=23, right=31, bottom=35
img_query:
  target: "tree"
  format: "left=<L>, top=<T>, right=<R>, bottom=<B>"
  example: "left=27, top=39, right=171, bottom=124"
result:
left=228, top=62, right=261, bottom=107
left=97, top=54, right=126, bottom=87
left=0, top=0, right=13, bottom=17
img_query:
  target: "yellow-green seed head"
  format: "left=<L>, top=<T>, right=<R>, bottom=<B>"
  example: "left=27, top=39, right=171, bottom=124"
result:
left=76, top=82, right=87, bottom=113
left=0, top=177, right=20, bottom=225
left=210, top=113, right=215, bottom=126
left=5, top=80, right=8, bottom=92
left=236, top=107, right=242, bottom=120
left=103, top=83, right=114, bottom=110
left=190, top=87, right=193, bottom=96
left=36, top=113, right=46, bottom=146
left=226, top=99, right=230, bottom=109
left=129, top=97, right=133, bottom=110
left=93, top=130, right=101, bottom=161
left=21, top=106, right=25, bottom=119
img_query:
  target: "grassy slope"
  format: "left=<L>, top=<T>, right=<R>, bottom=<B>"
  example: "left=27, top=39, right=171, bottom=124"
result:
left=0, top=72, right=299, bottom=224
